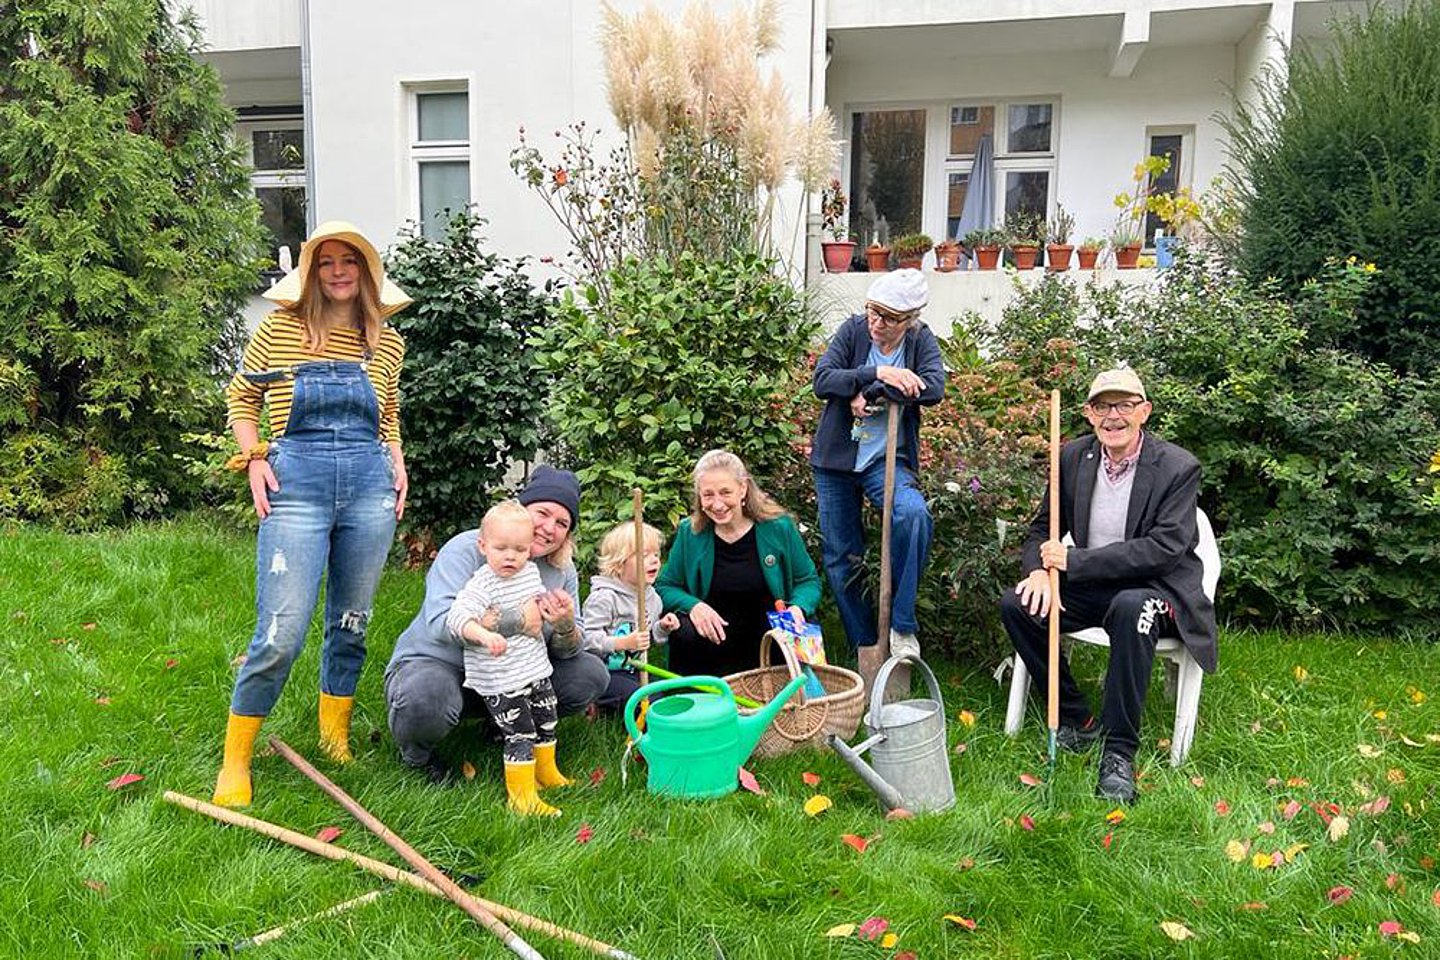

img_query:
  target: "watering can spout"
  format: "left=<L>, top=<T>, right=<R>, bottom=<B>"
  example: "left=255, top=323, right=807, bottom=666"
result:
left=735, top=673, right=808, bottom=764
left=825, top=733, right=905, bottom=811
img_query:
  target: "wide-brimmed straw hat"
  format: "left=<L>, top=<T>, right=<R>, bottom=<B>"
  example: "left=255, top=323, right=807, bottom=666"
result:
left=262, top=220, right=413, bottom=319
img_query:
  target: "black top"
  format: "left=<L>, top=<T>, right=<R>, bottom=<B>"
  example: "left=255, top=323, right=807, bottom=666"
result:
left=666, top=526, right=775, bottom=677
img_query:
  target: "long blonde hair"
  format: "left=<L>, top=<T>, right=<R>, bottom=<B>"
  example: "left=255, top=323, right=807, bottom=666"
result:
left=689, top=449, right=786, bottom=531
left=294, top=240, right=383, bottom=354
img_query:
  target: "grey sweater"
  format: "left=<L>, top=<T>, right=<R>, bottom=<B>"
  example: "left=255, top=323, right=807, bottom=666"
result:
left=580, top=575, right=672, bottom=656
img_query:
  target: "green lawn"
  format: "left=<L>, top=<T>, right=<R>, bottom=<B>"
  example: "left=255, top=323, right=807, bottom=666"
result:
left=1, top=519, right=1436, bottom=959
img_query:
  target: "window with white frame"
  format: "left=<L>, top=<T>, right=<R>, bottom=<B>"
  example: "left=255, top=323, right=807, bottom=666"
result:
left=239, top=118, right=307, bottom=275
left=1143, top=125, right=1195, bottom=245
left=944, top=100, right=1057, bottom=239
left=408, top=85, right=471, bottom=238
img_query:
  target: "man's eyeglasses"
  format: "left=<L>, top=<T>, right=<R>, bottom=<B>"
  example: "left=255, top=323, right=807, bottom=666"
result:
left=866, top=304, right=913, bottom=326
left=1087, top=399, right=1143, bottom=416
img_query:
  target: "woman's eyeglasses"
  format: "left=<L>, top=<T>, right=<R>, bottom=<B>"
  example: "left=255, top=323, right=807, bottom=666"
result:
left=1087, top=399, right=1143, bottom=416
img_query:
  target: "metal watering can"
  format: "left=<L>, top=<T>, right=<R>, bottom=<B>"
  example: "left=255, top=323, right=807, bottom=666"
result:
left=827, top=654, right=956, bottom=813
left=624, top=674, right=806, bottom=799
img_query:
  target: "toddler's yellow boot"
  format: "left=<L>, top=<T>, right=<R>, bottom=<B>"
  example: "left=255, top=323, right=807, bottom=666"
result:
left=212, top=713, right=264, bottom=808
left=504, top=761, right=561, bottom=817
left=318, top=693, right=355, bottom=763
left=534, top=742, right=572, bottom=789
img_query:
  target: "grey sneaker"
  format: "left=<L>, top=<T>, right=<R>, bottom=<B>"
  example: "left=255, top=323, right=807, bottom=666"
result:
left=1096, top=751, right=1137, bottom=804
left=1056, top=717, right=1104, bottom=753
left=889, top=629, right=921, bottom=661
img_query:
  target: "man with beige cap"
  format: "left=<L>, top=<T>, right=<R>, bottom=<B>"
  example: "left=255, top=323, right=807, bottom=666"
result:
left=1000, top=368, right=1215, bottom=803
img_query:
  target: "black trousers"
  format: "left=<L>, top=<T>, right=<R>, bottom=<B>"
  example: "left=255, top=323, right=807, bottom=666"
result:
left=999, top=579, right=1176, bottom=759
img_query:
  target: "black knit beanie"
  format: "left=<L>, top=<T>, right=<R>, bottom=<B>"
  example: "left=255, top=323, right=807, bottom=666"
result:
left=517, top=466, right=581, bottom=528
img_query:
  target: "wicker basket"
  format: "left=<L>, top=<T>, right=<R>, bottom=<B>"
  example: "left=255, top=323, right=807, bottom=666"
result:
left=725, top=630, right=865, bottom=759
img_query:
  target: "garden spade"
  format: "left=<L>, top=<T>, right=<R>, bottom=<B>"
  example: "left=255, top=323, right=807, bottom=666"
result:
left=859, top=401, right=908, bottom=698
left=1046, top=389, right=1062, bottom=772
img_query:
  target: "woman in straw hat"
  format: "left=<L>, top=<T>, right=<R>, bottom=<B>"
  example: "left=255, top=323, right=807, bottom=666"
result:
left=213, top=221, right=412, bottom=807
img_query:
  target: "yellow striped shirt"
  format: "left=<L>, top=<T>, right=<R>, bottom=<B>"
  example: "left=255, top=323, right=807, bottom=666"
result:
left=225, top=312, right=406, bottom=443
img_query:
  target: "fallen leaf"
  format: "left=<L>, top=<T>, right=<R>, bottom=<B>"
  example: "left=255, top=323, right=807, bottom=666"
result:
left=956, top=710, right=977, bottom=729
left=1265, top=777, right=1281, bottom=789
left=885, top=807, right=915, bottom=821
left=953, top=741, right=968, bottom=755
left=880, top=933, right=898, bottom=949
left=823, top=923, right=855, bottom=938
left=803, top=794, right=832, bottom=817
left=1407, top=685, right=1427, bottom=705
left=738, top=767, right=766, bottom=796
left=1019, top=814, right=1035, bottom=831
left=856, top=917, right=888, bottom=941
left=1240, top=901, right=1267, bottom=911
left=955, top=856, right=976, bottom=870
left=1286, top=776, right=1310, bottom=787
left=895, top=953, right=917, bottom=960
left=1431, top=889, right=1440, bottom=908
left=575, top=823, right=594, bottom=844
left=1375, top=710, right=1388, bottom=719
left=49, top=637, right=68, bottom=646
left=1358, top=743, right=1383, bottom=759
left=840, top=834, right=870, bottom=854
left=1251, top=851, right=1274, bottom=870
left=1386, top=872, right=1405, bottom=893
left=1157, top=737, right=1171, bottom=749
left=1258, top=821, right=1276, bottom=835
left=1388, top=768, right=1407, bottom=784
left=1250, top=720, right=1263, bottom=734
left=1328, top=816, right=1350, bottom=842
left=1160, top=920, right=1195, bottom=941
left=1105, top=808, right=1126, bottom=825
left=1359, top=795, right=1391, bottom=816
left=1019, top=772, right=1042, bottom=787
left=1419, top=855, right=1434, bottom=870
left=81, top=833, right=96, bottom=849
left=1214, top=799, right=1231, bottom=816
left=82, top=622, right=97, bottom=631
left=1190, top=776, right=1206, bottom=787
left=943, top=914, right=977, bottom=930
left=461, top=761, right=476, bottom=781
left=230, top=652, right=248, bottom=668
left=1282, top=800, right=1302, bottom=820
left=1102, top=831, right=1114, bottom=850
left=105, top=773, right=143, bottom=790
left=94, top=696, right=110, bottom=706
left=164, top=658, right=178, bottom=669
left=315, top=826, right=342, bottom=844
left=801, top=771, right=821, bottom=787
left=1225, top=839, right=1249, bottom=862
left=1397, top=931, right=1421, bottom=944
left=1379, top=920, right=1404, bottom=937
left=588, top=766, right=606, bottom=787
left=82, top=879, right=107, bottom=894
left=1293, top=665, right=1310, bottom=682
left=1327, top=885, right=1354, bottom=904
left=1283, top=842, right=1308, bottom=863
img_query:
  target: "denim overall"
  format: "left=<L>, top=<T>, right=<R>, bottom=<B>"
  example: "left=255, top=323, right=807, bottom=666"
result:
left=231, top=361, right=398, bottom=716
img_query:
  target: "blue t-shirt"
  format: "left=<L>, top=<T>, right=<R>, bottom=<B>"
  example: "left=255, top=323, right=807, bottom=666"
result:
left=854, top=342, right=906, bottom=471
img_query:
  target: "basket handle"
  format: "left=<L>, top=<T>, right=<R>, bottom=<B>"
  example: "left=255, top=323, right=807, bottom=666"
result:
left=868, top=655, right=944, bottom=729
left=760, top=629, right=808, bottom=704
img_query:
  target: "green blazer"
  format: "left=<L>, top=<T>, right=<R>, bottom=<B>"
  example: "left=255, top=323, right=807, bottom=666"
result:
left=657, top=515, right=822, bottom=617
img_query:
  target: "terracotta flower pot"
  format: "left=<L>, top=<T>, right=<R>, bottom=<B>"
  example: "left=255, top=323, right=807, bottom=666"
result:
left=865, top=246, right=891, bottom=272
left=935, top=244, right=961, bottom=272
left=1045, top=244, right=1074, bottom=272
left=974, top=245, right=1001, bottom=270
left=1077, top=247, right=1101, bottom=270
left=821, top=241, right=856, bottom=273
left=1114, top=243, right=1142, bottom=269
left=896, top=255, right=924, bottom=270
left=1011, top=245, right=1039, bottom=270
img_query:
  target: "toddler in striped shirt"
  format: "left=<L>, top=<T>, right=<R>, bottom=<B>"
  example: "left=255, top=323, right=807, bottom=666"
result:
left=445, top=500, right=571, bottom=816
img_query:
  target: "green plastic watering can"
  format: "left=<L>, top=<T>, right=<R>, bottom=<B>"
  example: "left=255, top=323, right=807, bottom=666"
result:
left=624, top=673, right=807, bottom=799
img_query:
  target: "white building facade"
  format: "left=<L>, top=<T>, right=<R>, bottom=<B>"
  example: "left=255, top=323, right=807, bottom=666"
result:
left=188, top=0, right=1376, bottom=332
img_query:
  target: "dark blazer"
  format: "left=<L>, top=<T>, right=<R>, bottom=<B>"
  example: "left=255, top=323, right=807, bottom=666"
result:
left=810, top=314, right=947, bottom=472
left=1021, top=433, right=1218, bottom=672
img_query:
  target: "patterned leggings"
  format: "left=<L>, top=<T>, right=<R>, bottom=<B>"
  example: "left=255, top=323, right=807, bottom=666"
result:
left=481, top=676, right=559, bottom=763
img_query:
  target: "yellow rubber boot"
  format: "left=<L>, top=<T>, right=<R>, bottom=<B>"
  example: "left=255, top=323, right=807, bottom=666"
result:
left=504, top=761, right=561, bottom=817
left=212, top=713, right=264, bottom=808
left=318, top=693, right=355, bottom=764
left=534, top=742, right=572, bottom=790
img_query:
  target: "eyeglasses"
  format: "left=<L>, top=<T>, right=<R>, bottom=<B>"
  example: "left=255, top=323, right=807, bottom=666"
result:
left=866, top=304, right=913, bottom=326
left=1087, top=399, right=1143, bottom=416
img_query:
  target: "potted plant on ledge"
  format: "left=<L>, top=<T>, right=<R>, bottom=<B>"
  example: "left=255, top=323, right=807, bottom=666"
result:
left=891, top=232, right=933, bottom=270
left=1006, top=212, right=1042, bottom=270
left=819, top=178, right=856, bottom=273
left=1108, top=223, right=1143, bottom=269
left=934, top=238, right=962, bottom=272
left=963, top=227, right=1006, bottom=271
left=1046, top=205, right=1076, bottom=272
left=1077, top=237, right=1104, bottom=270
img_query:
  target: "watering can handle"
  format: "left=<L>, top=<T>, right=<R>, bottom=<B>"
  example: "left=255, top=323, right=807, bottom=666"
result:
left=622, top=675, right=733, bottom=744
left=868, top=655, right=945, bottom=729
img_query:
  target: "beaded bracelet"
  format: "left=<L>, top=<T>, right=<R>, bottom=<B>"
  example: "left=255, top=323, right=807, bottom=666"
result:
left=224, top=440, right=271, bottom=473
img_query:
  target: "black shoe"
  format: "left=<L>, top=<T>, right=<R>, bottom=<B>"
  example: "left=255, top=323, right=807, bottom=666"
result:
left=417, top=753, right=453, bottom=786
left=1056, top=717, right=1103, bottom=753
left=1096, top=751, right=1137, bottom=804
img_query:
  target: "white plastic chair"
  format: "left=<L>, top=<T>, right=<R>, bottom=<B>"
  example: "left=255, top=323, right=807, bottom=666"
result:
left=1002, top=508, right=1220, bottom=766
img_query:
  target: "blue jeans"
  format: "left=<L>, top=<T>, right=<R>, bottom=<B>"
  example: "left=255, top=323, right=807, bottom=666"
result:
left=813, top=461, right=933, bottom=647
left=231, top=362, right=397, bottom=716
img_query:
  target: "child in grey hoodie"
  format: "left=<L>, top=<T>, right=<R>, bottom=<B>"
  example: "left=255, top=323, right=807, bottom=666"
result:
left=582, top=521, right=679, bottom=711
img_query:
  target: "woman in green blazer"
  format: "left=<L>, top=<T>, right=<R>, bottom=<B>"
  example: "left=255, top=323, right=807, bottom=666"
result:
left=657, top=449, right=822, bottom=676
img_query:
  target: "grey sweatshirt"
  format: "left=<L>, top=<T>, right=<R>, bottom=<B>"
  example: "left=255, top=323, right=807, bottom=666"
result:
left=580, top=575, right=672, bottom=656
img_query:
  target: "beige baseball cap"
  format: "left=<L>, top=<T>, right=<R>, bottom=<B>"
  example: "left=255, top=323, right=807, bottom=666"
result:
left=1086, top=368, right=1147, bottom=402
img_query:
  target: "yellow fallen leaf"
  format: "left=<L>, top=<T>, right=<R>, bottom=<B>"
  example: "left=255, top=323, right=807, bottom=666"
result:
left=880, top=933, right=898, bottom=948
left=1283, top=842, right=1309, bottom=863
left=461, top=760, right=476, bottom=781
left=1327, top=816, right=1350, bottom=842
left=1225, top=839, right=1248, bottom=863
left=1407, top=686, right=1427, bottom=704
left=1374, top=710, right=1388, bottom=720
left=824, top=923, right=855, bottom=938
left=1387, top=768, right=1406, bottom=783
left=943, top=914, right=977, bottom=930
left=1293, top=665, right=1310, bottom=682
left=804, top=794, right=833, bottom=817
left=1358, top=743, right=1383, bottom=758
left=1105, top=808, right=1127, bottom=825
left=1160, top=920, right=1195, bottom=941
left=1251, top=852, right=1273, bottom=870
left=1397, top=931, right=1421, bottom=944
left=958, top=710, right=976, bottom=728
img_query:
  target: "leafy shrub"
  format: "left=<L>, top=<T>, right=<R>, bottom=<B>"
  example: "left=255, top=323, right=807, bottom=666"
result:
left=1224, top=1, right=1440, bottom=375
left=536, top=251, right=817, bottom=551
left=384, top=210, right=554, bottom=542
left=0, top=1, right=267, bottom=526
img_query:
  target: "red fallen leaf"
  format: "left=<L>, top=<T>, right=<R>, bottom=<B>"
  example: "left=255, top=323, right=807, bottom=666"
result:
left=1281, top=800, right=1302, bottom=820
left=1328, top=886, right=1354, bottom=904
left=1102, top=831, right=1113, bottom=850
left=885, top=807, right=914, bottom=821
left=841, top=834, right=870, bottom=854
left=575, top=823, right=594, bottom=844
left=1385, top=873, right=1405, bottom=892
left=1019, top=814, right=1036, bottom=831
left=94, top=696, right=110, bottom=706
left=1214, top=799, right=1231, bottom=816
left=1359, top=795, right=1391, bottom=816
left=1257, top=821, right=1276, bottom=835
left=588, top=766, right=606, bottom=787
left=82, top=879, right=107, bottom=893
left=82, top=622, right=97, bottom=631
left=895, top=953, right=918, bottom=960
left=164, top=658, right=178, bottom=669
left=801, top=771, right=821, bottom=787
left=1431, top=889, right=1440, bottom=908
left=1379, top=920, right=1404, bottom=937
left=1019, top=772, right=1042, bottom=787
left=856, top=916, right=888, bottom=940
left=1312, top=802, right=1335, bottom=825
left=315, top=826, right=342, bottom=844
left=1240, top=901, right=1268, bottom=911
left=105, top=773, right=143, bottom=790
left=737, top=767, right=766, bottom=796
left=81, top=832, right=96, bottom=849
